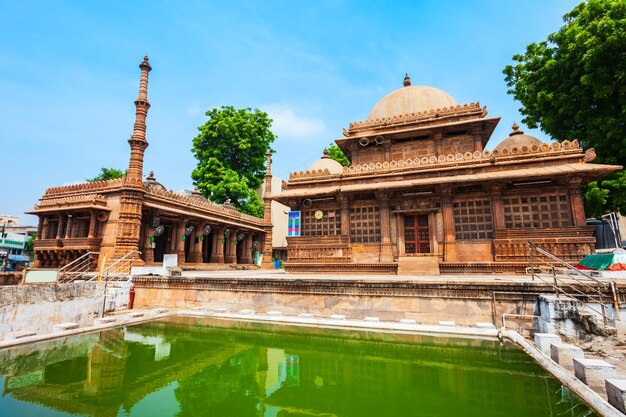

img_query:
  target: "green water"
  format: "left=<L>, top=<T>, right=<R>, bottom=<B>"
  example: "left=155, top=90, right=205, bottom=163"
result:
left=0, top=316, right=597, bottom=417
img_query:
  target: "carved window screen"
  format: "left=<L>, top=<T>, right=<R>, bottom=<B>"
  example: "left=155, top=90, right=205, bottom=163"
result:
left=503, top=194, right=571, bottom=229
left=301, top=209, right=341, bottom=236
left=350, top=205, right=381, bottom=243
left=453, top=199, right=493, bottom=240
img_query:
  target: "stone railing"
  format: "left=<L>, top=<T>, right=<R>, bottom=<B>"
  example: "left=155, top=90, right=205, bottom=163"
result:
left=347, top=102, right=484, bottom=134
left=36, top=193, right=109, bottom=209
left=44, top=178, right=125, bottom=197
left=145, top=187, right=266, bottom=226
left=289, top=140, right=584, bottom=181
left=286, top=235, right=351, bottom=263
left=35, top=237, right=103, bottom=251
left=493, top=226, right=595, bottom=263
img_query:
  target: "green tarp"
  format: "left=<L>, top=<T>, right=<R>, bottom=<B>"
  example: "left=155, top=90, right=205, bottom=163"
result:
left=578, top=253, right=626, bottom=270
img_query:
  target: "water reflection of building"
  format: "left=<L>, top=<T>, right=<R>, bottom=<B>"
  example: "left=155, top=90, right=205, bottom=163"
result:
left=0, top=317, right=594, bottom=417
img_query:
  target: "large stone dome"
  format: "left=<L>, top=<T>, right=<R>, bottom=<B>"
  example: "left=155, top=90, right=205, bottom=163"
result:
left=493, top=123, right=545, bottom=153
left=367, top=75, right=457, bottom=120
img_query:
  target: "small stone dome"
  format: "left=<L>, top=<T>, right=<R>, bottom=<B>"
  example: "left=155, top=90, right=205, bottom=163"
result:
left=308, top=149, right=344, bottom=174
left=143, top=170, right=166, bottom=191
left=493, top=122, right=545, bottom=152
left=190, top=187, right=209, bottom=202
left=221, top=198, right=238, bottom=211
left=367, top=74, right=457, bottom=120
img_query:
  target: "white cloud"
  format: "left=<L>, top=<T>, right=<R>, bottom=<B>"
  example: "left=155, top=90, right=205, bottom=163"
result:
left=185, top=104, right=203, bottom=117
left=260, top=103, right=326, bottom=141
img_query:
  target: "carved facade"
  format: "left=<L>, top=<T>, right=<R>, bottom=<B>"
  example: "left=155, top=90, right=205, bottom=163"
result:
left=27, top=57, right=271, bottom=269
left=274, top=76, right=622, bottom=274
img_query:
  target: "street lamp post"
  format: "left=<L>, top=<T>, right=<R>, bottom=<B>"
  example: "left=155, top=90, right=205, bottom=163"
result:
left=1, top=220, right=14, bottom=272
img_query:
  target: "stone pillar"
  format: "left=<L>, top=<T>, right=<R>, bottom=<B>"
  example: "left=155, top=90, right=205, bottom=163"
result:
left=225, top=229, right=238, bottom=264
left=144, top=233, right=154, bottom=263
left=241, top=233, right=253, bottom=264
left=339, top=195, right=350, bottom=236
left=383, top=141, right=391, bottom=162
left=490, top=184, right=505, bottom=229
left=189, top=223, right=205, bottom=263
left=441, top=189, right=458, bottom=261
left=568, top=179, right=587, bottom=226
left=64, top=215, right=73, bottom=239
left=376, top=191, right=393, bottom=262
left=88, top=211, right=97, bottom=239
left=472, top=124, right=483, bottom=152
left=211, top=226, right=225, bottom=263
left=41, top=217, right=49, bottom=240
left=176, top=219, right=187, bottom=264
left=56, top=214, right=65, bottom=240
left=433, top=132, right=443, bottom=157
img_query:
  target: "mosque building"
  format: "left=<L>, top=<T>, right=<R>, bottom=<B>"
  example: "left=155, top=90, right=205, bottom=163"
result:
left=273, top=75, right=621, bottom=274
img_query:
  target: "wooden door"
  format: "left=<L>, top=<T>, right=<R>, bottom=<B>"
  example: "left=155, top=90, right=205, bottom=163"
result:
left=404, top=215, right=430, bottom=254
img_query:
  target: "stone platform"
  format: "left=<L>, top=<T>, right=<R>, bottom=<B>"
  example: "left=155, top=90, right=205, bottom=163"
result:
left=132, top=270, right=626, bottom=328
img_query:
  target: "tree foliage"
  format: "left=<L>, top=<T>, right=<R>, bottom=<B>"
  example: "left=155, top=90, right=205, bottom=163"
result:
left=503, top=0, right=626, bottom=214
left=86, top=167, right=127, bottom=182
left=191, top=106, right=276, bottom=217
left=327, top=143, right=350, bottom=167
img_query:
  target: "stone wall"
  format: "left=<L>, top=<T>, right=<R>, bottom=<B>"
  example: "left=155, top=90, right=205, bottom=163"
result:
left=0, top=283, right=104, bottom=339
left=133, top=276, right=553, bottom=327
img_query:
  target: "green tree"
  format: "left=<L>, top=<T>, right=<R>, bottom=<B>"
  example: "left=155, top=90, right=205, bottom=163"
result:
left=86, top=167, right=127, bottom=182
left=191, top=106, right=276, bottom=217
left=327, top=143, right=350, bottom=167
left=503, top=0, right=626, bottom=214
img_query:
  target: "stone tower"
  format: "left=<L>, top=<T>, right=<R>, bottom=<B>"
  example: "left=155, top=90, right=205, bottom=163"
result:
left=112, top=56, right=152, bottom=263
left=260, top=151, right=274, bottom=269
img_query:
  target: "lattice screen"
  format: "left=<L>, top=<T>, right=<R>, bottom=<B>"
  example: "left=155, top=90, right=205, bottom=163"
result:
left=453, top=198, right=493, bottom=240
left=503, top=194, right=571, bottom=229
left=301, top=209, right=341, bottom=236
left=350, top=205, right=381, bottom=243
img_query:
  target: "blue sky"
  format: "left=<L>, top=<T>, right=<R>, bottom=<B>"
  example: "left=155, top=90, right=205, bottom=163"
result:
left=0, top=0, right=579, bottom=225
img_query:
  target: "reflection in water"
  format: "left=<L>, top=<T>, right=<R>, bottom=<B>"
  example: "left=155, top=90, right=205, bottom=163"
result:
left=0, top=316, right=597, bottom=417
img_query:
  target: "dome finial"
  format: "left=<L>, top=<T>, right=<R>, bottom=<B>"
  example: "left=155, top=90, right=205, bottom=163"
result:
left=403, top=73, right=411, bottom=87
left=147, top=170, right=155, bottom=181
left=322, top=148, right=330, bottom=158
left=510, top=122, right=523, bottom=136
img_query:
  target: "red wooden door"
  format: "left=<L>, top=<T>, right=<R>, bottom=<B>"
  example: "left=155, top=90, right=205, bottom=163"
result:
left=404, top=215, right=430, bottom=254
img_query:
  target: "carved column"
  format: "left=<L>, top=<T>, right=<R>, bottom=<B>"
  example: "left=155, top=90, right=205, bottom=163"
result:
left=188, top=223, right=204, bottom=263
left=377, top=191, right=394, bottom=262
left=225, top=229, right=238, bottom=264
left=433, top=132, right=443, bottom=157
left=241, top=233, right=253, bottom=264
left=490, top=184, right=505, bottom=230
left=64, top=215, right=73, bottom=239
left=383, top=141, right=391, bottom=162
left=568, top=178, right=587, bottom=226
left=339, top=195, right=350, bottom=236
left=88, top=211, right=97, bottom=239
left=472, top=124, right=483, bottom=152
left=176, top=219, right=187, bottom=264
left=211, top=226, right=225, bottom=263
left=41, top=217, right=49, bottom=240
left=441, top=189, right=458, bottom=261
left=56, top=214, right=65, bottom=240
left=144, top=233, right=154, bottom=263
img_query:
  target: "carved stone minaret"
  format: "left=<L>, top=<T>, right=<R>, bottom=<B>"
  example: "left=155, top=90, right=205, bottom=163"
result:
left=111, top=56, right=152, bottom=264
left=260, top=151, right=274, bottom=269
